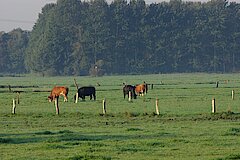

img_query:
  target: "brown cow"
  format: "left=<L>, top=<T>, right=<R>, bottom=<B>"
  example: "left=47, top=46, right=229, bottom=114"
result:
left=135, top=82, right=147, bottom=96
left=48, top=86, right=69, bottom=102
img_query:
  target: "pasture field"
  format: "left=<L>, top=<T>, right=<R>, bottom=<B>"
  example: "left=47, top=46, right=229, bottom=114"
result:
left=1, top=73, right=240, bottom=160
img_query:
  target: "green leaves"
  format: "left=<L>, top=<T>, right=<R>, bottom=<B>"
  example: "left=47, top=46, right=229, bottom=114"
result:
left=1, top=0, right=240, bottom=75
left=0, top=29, right=29, bottom=74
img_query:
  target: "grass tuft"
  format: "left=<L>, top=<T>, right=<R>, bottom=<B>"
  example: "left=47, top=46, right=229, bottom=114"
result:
left=124, top=112, right=140, bottom=117
left=35, top=131, right=54, bottom=135
left=126, top=128, right=143, bottom=131
left=217, top=154, right=240, bottom=160
left=46, top=144, right=69, bottom=149
left=69, top=155, right=112, bottom=160
left=147, top=142, right=165, bottom=147
left=58, top=130, right=74, bottom=134
left=0, top=138, right=13, bottom=143
left=226, top=128, right=240, bottom=136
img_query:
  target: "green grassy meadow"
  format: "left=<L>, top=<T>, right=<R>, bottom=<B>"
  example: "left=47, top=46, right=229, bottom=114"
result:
left=1, top=73, right=240, bottom=160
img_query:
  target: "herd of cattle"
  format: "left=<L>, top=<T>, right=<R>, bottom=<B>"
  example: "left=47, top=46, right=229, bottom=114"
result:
left=47, top=82, right=148, bottom=103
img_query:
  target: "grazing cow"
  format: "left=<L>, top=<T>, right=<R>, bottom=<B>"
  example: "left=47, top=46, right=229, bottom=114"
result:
left=74, top=86, right=96, bottom=101
left=123, top=85, right=137, bottom=99
left=135, top=82, right=148, bottom=96
left=48, top=86, right=69, bottom=102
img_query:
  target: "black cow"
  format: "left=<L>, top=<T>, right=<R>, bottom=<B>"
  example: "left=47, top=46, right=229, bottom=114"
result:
left=74, top=86, right=96, bottom=101
left=123, top=85, right=137, bottom=99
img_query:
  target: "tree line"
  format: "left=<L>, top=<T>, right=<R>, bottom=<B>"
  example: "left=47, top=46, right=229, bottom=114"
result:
left=1, top=0, right=240, bottom=76
left=0, top=29, right=29, bottom=74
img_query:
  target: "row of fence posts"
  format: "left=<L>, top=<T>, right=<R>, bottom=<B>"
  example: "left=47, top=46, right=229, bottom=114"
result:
left=102, top=97, right=160, bottom=115
left=211, top=90, right=235, bottom=113
left=11, top=89, right=236, bottom=115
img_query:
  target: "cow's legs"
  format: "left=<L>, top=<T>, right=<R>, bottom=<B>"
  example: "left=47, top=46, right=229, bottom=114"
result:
left=64, top=95, right=68, bottom=102
left=52, top=95, right=56, bottom=101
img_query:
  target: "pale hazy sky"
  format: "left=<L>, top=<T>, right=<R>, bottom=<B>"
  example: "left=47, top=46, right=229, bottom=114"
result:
left=0, top=0, right=239, bottom=32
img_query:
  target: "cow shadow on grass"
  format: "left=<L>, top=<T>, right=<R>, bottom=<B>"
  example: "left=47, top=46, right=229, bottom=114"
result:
left=0, top=129, right=174, bottom=144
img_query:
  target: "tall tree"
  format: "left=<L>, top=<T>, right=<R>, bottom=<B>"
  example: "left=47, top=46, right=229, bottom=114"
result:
left=109, top=0, right=130, bottom=74
left=25, top=3, right=57, bottom=75
left=82, top=0, right=111, bottom=75
left=8, top=29, right=29, bottom=73
left=0, top=32, right=10, bottom=73
left=128, top=0, right=147, bottom=73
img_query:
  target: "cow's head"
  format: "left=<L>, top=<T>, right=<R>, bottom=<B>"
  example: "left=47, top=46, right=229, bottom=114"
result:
left=48, top=96, right=53, bottom=102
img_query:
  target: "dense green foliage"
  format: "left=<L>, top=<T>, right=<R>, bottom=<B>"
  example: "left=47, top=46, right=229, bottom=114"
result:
left=0, top=29, right=29, bottom=74
left=1, top=0, right=240, bottom=75
left=1, top=73, right=240, bottom=159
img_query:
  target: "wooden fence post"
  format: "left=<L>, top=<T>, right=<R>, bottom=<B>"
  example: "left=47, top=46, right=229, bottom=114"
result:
left=232, top=90, right=234, bottom=100
left=74, top=78, right=79, bottom=103
left=212, top=98, right=216, bottom=113
left=8, top=85, right=12, bottom=92
left=12, top=98, right=16, bottom=114
left=128, top=91, right=132, bottom=102
left=74, top=78, right=79, bottom=89
left=75, top=92, right=78, bottom=103
left=151, top=84, right=154, bottom=90
left=102, top=98, right=106, bottom=115
left=17, top=92, right=20, bottom=104
left=155, top=98, right=159, bottom=115
left=55, top=97, right=59, bottom=115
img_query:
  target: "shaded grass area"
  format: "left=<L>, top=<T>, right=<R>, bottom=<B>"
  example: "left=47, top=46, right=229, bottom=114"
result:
left=1, top=113, right=240, bottom=160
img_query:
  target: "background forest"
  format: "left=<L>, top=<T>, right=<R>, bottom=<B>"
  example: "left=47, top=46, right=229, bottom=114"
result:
left=0, top=0, right=240, bottom=76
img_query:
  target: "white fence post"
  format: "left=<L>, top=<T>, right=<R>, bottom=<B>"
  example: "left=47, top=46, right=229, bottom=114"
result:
left=12, top=98, right=16, bottom=114
left=212, top=98, right=216, bottom=113
left=156, top=98, right=159, bottom=115
left=102, top=98, right=106, bottom=114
